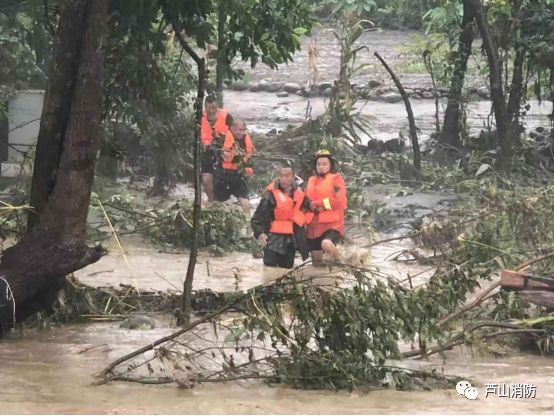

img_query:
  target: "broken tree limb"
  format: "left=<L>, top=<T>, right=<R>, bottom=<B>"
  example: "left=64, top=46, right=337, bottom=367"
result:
left=520, top=291, right=554, bottom=309
left=500, top=270, right=554, bottom=291
left=374, top=51, right=421, bottom=171
left=96, top=291, right=249, bottom=380
left=437, top=251, right=554, bottom=327
left=402, top=321, right=546, bottom=359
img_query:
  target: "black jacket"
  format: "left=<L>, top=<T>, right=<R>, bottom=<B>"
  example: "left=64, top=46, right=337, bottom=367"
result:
left=251, top=181, right=310, bottom=260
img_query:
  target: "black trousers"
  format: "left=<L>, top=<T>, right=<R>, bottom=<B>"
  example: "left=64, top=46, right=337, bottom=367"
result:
left=263, top=246, right=295, bottom=269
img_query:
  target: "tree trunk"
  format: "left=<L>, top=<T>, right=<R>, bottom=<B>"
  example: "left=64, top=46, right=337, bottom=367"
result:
left=1, top=0, right=109, bottom=333
left=27, top=0, right=89, bottom=231
left=472, top=0, right=513, bottom=173
left=550, top=66, right=554, bottom=129
left=440, top=0, right=476, bottom=153
left=215, top=0, right=226, bottom=106
left=171, top=22, right=206, bottom=326
left=182, top=59, right=205, bottom=326
left=507, top=47, right=525, bottom=145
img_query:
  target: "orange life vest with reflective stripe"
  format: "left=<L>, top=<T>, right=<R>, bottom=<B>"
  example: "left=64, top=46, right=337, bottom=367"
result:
left=305, top=173, right=344, bottom=224
left=266, top=181, right=306, bottom=235
left=221, top=131, right=255, bottom=170
left=200, top=110, right=229, bottom=146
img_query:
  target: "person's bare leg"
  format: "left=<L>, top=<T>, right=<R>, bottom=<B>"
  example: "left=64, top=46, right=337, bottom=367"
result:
left=202, top=173, right=214, bottom=203
left=311, top=250, right=324, bottom=267
left=321, top=239, right=340, bottom=261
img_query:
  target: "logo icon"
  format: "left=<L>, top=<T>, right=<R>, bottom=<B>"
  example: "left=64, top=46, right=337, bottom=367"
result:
left=456, top=380, right=479, bottom=400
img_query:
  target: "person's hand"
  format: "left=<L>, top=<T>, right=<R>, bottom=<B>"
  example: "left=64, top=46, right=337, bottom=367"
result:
left=244, top=167, right=254, bottom=176
left=309, top=200, right=322, bottom=211
left=257, top=233, right=268, bottom=247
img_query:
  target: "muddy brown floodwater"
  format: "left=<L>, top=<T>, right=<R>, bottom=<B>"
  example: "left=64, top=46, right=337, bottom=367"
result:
left=2, top=320, right=554, bottom=414
left=225, top=90, right=552, bottom=143
left=2, top=28, right=554, bottom=415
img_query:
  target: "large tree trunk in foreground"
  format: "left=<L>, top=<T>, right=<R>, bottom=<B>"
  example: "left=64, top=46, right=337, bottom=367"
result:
left=0, top=0, right=109, bottom=333
left=472, top=0, right=513, bottom=173
left=27, top=0, right=89, bottom=231
left=440, top=0, right=476, bottom=153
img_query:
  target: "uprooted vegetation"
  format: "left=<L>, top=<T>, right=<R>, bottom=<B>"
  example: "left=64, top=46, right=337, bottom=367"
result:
left=84, top=163, right=553, bottom=390
left=28, top=171, right=547, bottom=391
left=92, top=224, right=553, bottom=391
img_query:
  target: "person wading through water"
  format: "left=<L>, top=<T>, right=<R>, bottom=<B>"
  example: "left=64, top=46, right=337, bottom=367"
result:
left=214, top=119, right=255, bottom=219
left=251, top=163, right=310, bottom=268
left=305, top=149, right=347, bottom=265
left=200, top=95, right=233, bottom=204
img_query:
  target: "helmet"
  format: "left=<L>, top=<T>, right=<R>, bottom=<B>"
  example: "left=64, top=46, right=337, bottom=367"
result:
left=314, top=149, right=336, bottom=172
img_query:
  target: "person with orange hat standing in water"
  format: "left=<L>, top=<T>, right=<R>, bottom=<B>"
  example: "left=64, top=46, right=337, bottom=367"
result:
left=304, top=149, right=347, bottom=265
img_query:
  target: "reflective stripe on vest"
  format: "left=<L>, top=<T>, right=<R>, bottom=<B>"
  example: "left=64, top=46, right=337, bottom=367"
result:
left=267, top=181, right=306, bottom=234
left=305, top=173, right=342, bottom=224
left=221, top=131, right=255, bottom=170
left=200, top=110, right=228, bottom=145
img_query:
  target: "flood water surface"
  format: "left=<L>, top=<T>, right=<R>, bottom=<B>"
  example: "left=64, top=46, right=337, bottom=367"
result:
left=1, top=322, right=554, bottom=414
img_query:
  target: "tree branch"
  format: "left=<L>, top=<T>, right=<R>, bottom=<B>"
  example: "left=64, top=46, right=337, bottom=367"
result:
left=437, top=251, right=554, bottom=327
left=374, top=51, right=421, bottom=170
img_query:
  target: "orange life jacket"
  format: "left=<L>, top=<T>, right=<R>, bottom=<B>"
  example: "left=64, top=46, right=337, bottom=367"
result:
left=305, top=172, right=347, bottom=238
left=200, top=110, right=229, bottom=146
left=266, top=181, right=306, bottom=234
left=221, top=131, right=255, bottom=170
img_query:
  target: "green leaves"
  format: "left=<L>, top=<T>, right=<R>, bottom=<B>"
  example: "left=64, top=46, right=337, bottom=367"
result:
left=292, top=27, right=309, bottom=36
left=212, top=0, right=315, bottom=73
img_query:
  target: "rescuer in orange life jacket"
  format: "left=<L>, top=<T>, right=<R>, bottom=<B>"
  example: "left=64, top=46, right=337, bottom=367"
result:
left=251, top=163, right=310, bottom=268
left=214, top=119, right=255, bottom=217
left=305, top=149, right=347, bottom=265
left=200, top=96, right=233, bottom=203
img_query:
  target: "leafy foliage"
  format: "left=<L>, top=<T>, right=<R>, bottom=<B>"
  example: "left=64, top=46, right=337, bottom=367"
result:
left=0, top=2, right=51, bottom=89
left=89, top=193, right=248, bottom=251
left=211, top=0, right=314, bottom=72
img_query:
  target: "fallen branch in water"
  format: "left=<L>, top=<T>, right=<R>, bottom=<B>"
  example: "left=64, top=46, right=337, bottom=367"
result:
left=95, top=262, right=313, bottom=380
left=402, top=321, right=546, bottom=359
left=437, top=251, right=554, bottom=327
left=96, top=300, right=240, bottom=380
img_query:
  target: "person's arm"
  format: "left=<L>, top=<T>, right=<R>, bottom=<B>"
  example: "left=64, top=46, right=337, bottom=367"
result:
left=250, top=191, right=275, bottom=240
left=300, top=192, right=311, bottom=212
left=225, top=113, right=233, bottom=128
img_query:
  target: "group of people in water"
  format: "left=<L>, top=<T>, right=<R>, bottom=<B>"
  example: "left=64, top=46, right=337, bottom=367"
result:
left=201, top=96, right=347, bottom=268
